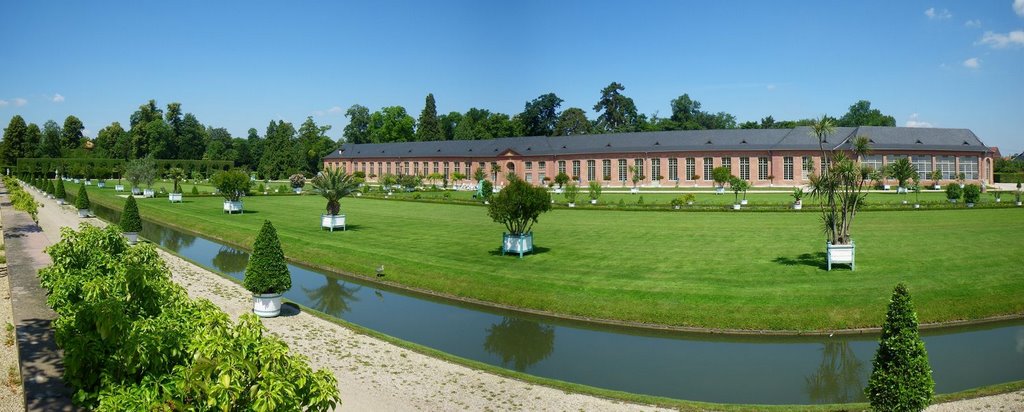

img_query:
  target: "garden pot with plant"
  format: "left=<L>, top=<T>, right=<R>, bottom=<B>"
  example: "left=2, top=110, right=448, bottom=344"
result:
left=54, top=178, right=66, bottom=204
left=712, top=166, right=730, bottom=195
left=692, top=174, right=701, bottom=187
left=670, top=197, right=683, bottom=209
left=792, top=187, right=804, bottom=210
left=75, top=185, right=91, bottom=218
left=167, top=167, right=185, bottom=203
left=488, top=175, right=551, bottom=258
left=912, top=177, right=922, bottom=209
left=729, top=176, right=748, bottom=210
left=311, top=168, right=358, bottom=232
left=213, top=169, right=252, bottom=214
left=588, top=181, right=602, bottom=204
left=120, top=195, right=142, bottom=245
left=963, top=184, right=980, bottom=208
left=244, top=220, right=292, bottom=317
left=1016, top=182, right=1022, bottom=207
left=931, top=169, right=942, bottom=190
left=125, top=158, right=156, bottom=196
left=563, top=182, right=579, bottom=207
left=290, top=173, right=306, bottom=194
left=945, top=184, right=962, bottom=204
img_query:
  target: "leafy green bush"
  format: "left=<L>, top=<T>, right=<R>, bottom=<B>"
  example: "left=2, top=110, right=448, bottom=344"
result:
left=119, top=195, right=142, bottom=233
left=212, top=169, right=252, bottom=202
left=866, top=283, right=933, bottom=411
left=54, top=177, right=66, bottom=199
left=563, top=183, right=579, bottom=204
left=944, top=183, right=962, bottom=201
left=74, top=185, right=90, bottom=210
left=191, top=185, right=199, bottom=195
left=124, top=158, right=157, bottom=190
left=4, top=177, right=39, bottom=222
left=587, top=181, right=602, bottom=201
left=962, top=184, right=981, bottom=204
left=487, top=176, right=551, bottom=235
left=480, top=180, right=494, bottom=202
left=243, top=220, right=291, bottom=295
left=38, top=224, right=338, bottom=410
left=554, top=172, right=569, bottom=189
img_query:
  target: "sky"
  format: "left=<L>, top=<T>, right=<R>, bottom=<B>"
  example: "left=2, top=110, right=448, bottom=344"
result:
left=1, top=0, right=1023, bottom=154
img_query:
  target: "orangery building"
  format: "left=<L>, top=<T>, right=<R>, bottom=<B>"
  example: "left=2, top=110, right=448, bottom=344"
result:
left=322, top=126, right=994, bottom=188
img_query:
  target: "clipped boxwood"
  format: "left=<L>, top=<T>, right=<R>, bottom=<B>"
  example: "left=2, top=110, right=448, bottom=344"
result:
left=243, top=220, right=292, bottom=295
left=54, top=178, right=66, bottom=199
left=74, top=185, right=91, bottom=210
left=119, top=195, right=142, bottom=233
left=963, top=184, right=981, bottom=204
left=944, top=184, right=962, bottom=201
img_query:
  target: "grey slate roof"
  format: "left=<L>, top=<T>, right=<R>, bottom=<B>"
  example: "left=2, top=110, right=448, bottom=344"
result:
left=325, top=126, right=988, bottom=160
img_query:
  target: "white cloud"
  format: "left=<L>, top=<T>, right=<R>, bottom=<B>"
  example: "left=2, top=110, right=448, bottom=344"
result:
left=977, top=30, right=1024, bottom=48
left=965, top=19, right=982, bottom=28
left=327, top=106, right=343, bottom=114
left=52, top=93, right=65, bottom=103
left=925, top=7, right=952, bottom=20
left=14, top=98, right=27, bottom=106
left=905, top=113, right=934, bottom=128
left=963, top=57, right=981, bottom=69
left=0, top=100, right=8, bottom=107
left=313, top=105, right=344, bottom=117
left=1015, top=0, right=1024, bottom=17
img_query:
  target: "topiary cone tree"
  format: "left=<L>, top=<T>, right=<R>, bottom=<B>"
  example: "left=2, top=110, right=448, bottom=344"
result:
left=74, top=185, right=91, bottom=217
left=54, top=177, right=67, bottom=202
left=46, top=179, right=55, bottom=196
left=865, top=283, right=934, bottom=411
left=244, top=220, right=292, bottom=317
left=119, top=195, right=142, bottom=245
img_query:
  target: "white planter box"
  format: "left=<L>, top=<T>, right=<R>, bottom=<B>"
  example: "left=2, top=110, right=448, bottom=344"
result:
left=97, top=182, right=106, bottom=188
left=56, top=198, right=65, bottom=205
left=740, top=199, right=748, bottom=205
left=1017, top=201, right=1022, bottom=207
left=224, top=200, right=244, bottom=214
left=553, top=188, right=563, bottom=194
left=115, top=184, right=125, bottom=192
left=84, top=180, right=92, bottom=186
left=502, top=232, right=534, bottom=258
left=966, top=203, right=975, bottom=208
left=882, top=184, right=890, bottom=190
left=630, top=187, right=639, bottom=194
left=732, top=204, right=741, bottom=210
left=933, top=184, right=941, bottom=190
left=169, top=193, right=183, bottom=203
left=715, top=187, right=725, bottom=194
left=567, top=203, right=575, bottom=208
left=590, top=199, right=597, bottom=205
left=73, top=179, right=80, bottom=184
left=896, top=187, right=907, bottom=194
left=793, top=202, right=802, bottom=210
left=252, top=293, right=283, bottom=318
left=826, top=242, right=855, bottom=271
left=124, top=232, right=138, bottom=245
left=321, top=214, right=346, bottom=231
left=914, top=204, right=920, bottom=209
left=293, top=187, right=302, bottom=194
left=143, top=189, right=155, bottom=198
left=673, top=205, right=681, bottom=210
left=77, top=209, right=90, bottom=218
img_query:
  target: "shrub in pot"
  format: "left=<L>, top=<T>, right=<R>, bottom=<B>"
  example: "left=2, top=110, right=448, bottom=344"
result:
left=670, top=197, right=683, bottom=209
left=962, top=184, right=980, bottom=207
left=244, top=220, right=292, bottom=317
left=213, top=169, right=252, bottom=214
left=944, top=184, right=962, bottom=203
left=480, top=180, right=494, bottom=204
left=1016, top=181, right=1023, bottom=207
left=712, top=166, right=730, bottom=194
left=74, top=185, right=91, bottom=218
left=120, top=195, right=142, bottom=245
left=791, top=187, right=804, bottom=210
left=682, top=193, right=696, bottom=206
left=728, top=176, right=749, bottom=209
left=888, top=158, right=916, bottom=194
left=865, top=283, right=934, bottom=411
left=587, top=181, right=602, bottom=204
left=125, top=157, right=156, bottom=196
left=54, top=177, right=67, bottom=204
left=563, top=182, right=579, bottom=207
left=289, top=173, right=306, bottom=193
left=930, top=169, right=942, bottom=190
left=167, top=167, right=185, bottom=203
left=311, top=168, right=358, bottom=232
left=553, top=172, right=569, bottom=193
left=487, top=175, right=551, bottom=258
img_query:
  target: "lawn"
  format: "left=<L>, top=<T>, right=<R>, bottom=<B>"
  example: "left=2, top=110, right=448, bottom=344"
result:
left=73, top=182, right=1024, bottom=331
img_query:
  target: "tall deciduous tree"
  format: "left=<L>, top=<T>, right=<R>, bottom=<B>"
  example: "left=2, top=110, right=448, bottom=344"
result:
left=95, top=122, right=126, bottom=159
left=62, top=115, right=85, bottom=151
left=40, top=120, right=64, bottom=159
left=368, top=106, right=415, bottom=143
left=520, top=93, right=563, bottom=136
left=553, top=108, right=592, bottom=136
left=837, top=100, right=896, bottom=127
left=416, top=93, right=443, bottom=141
left=204, top=127, right=235, bottom=161
left=438, top=111, right=462, bottom=141
left=297, top=116, right=335, bottom=174
left=24, top=123, right=41, bottom=158
left=343, top=104, right=371, bottom=144
left=1, top=115, right=29, bottom=165
left=176, top=113, right=207, bottom=159
left=593, top=82, right=640, bottom=133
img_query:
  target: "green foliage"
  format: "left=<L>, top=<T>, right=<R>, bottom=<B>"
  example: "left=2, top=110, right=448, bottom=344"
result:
left=593, top=82, right=640, bottom=133
left=289, top=173, right=306, bottom=189
left=711, top=166, right=731, bottom=187
left=563, top=183, right=580, bottom=204
left=124, top=158, right=157, bottom=189
left=791, top=187, right=804, bottom=202
left=887, top=158, right=917, bottom=188
left=257, top=183, right=265, bottom=193
left=54, top=177, right=66, bottom=199
left=74, top=185, right=91, bottom=210
left=836, top=100, right=896, bottom=127
left=397, top=174, right=421, bottom=190
left=728, top=177, right=749, bottom=204
left=38, top=224, right=338, bottom=410
left=554, top=172, right=570, bottom=188
left=944, top=184, right=962, bottom=201
left=930, top=169, right=942, bottom=185
left=4, top=177, right=39, bottom=222
left=866, top=283, right=934, bottom=411
left=487, top=176, right=551, bottom=235
left=416, top=93, right=443, bottom=141
left=962, top=184, right=981, bottom=204
left=212, top=169, right=252, bottom=202
left=244, top=221, right=292, bottom=295
left=191, top=185, right=199, bottom=195
left=480, top=180, right=494, bottom=201
left=46, top=179, right=55, bottom=194
left=587, top=181, right=602, bottom=201
left=167, top=167, right=185, bottom=193
left=119, top=195, right=142, bottom=233
left=311, top=168, right=359, bottom=215
left=808, top=124, right=872, bottom=245
left=473, top=167, right=486, bottom=182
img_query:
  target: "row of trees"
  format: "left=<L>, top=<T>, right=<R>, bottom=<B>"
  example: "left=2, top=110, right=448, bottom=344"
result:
left=342, top=84, right=896, bottom=143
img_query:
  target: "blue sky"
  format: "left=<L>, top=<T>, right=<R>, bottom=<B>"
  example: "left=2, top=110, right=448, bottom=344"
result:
left=2, top=1, right=1022, bottom=153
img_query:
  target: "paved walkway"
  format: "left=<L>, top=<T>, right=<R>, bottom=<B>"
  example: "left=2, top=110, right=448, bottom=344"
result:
left=0, top=183, right=76, bottom=411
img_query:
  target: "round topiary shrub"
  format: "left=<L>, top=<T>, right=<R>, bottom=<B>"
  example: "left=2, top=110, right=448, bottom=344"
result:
left=944, top=184, right=962, bottom=202
left=962, top=184, right=981, bottom=204
left=243, top=220, right=292, bottom=295
left=289, top=173, right=306, bottom=189
left=54, top=178, right=66, bottom=199
left=119, top=195, right=142, bottom=233
left=865, top=283, right=934, bottom=411
left=74, top=185, right=91, bottom=210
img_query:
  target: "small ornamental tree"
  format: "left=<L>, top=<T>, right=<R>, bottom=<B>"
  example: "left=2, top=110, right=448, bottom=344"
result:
left=125, top=158, right=157, bottom=190
left=119, top=195, right=142, bottom=233
left=212, top=169, right=252, bottom=202
left=46, top=179, right=55, bottom=194
left=944, top=184, right=962, bottom=202
left=930, top=169, right=942, bottom=187
left=243, top=220, right=292, bottom=295
left=487, top=176, right=551, bottom=236
left=473, top=167, right=487, bottom=182
left=480, top=180, right=494, bottom=202
left=729, top=176, right=749, bottom=205
left=712, top=166, right=731, bottom=190
left=168, top=167, right=185, bottom=194
left=310, top=168, right=359, bottom=215
left=587, top=181, right=602, bottom=202
left=888, top=158, right=917, bottom=190
left=962, top=184, right=981, bottom=204
left=554, top=172, right=570, bottom=189
left=54, top=177, right=66, bottom=199
left=563, top=182, right=580, bottom=204
left=289, top=173, right=306, bottom=190
left=75, top=185, right=91, bottom=210
left=865, top=283, right=934, bottom=412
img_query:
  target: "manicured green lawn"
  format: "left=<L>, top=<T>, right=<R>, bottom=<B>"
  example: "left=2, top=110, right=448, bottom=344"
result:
left=75, top=183, right=1024, bottom=331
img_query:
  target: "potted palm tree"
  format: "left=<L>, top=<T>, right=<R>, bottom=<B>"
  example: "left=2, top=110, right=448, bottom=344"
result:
left=792, top=187, right=804, bottom=210
left=244, top=220, right=292, bottom=317
left=712, top=166, right=730, bottom=195
left=54, top=177, right=67, bottom=205
left=290, top=173, right=306, bottom=194
left=888, top=158, right=916, bottom=195
left=213, top=169, right=252, bottom=214
left=311, top=168, right=359, bottom=232
left=74, top=185, right=91, bottom=218
left=563, top=182, right=579, bottom=207
left=487, top=175, right=551, bottom=258
left=587, top=181, right=602, bottom=205
left=114, top=164, right=125, bottom=192
left=168, top=167, right=185, bottom=203
left=120, top=195, right=142, bottom=245
left=931, top=169, right=942, bottom=190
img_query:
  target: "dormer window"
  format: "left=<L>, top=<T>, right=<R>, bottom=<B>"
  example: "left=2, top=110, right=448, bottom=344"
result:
left=705, top=140, right=712, bottom=144
left=915, top=139, right=923, bottom=144
left=740, top=140, right=747, bottom=144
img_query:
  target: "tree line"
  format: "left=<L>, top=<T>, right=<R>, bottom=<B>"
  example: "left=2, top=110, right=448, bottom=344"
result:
left=1, top=85, right=898, bottom=177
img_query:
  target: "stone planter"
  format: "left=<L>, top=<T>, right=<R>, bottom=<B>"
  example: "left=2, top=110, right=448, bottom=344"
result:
left=223, top=200, right=244, bottom=214
left=629, top=187, right=639, bottom=194
left=502, top=232, right=534, bottom=258
left=355, top=192, right=362, bottom=197
left=966, top=203, right=975, bottom=208
left=914, top=204, right=920, bottom=209
left=933, top=184, right=941, bottom=190
left=77, top=209, right=91, bottom=218
left=826, top=241, right=855, bottom=271
left=321, top=214, right=346, bottom=231
left=124, top=232, right=139, bottom=245
left=896, top=187, right=907, bottom=194
left=143, top=189, right=155, bottom=198
left=715, top=187, right=725, bottom=194
left=169, top=193, right=183, bottom=203
left=252, top=293, right=283, bottom=318
left=1017, top=201, right=1022, bottom=207
left=553, top=188, right=563, bottom=194
left=97, top=181, right=106, bottom=188
left=73, top=179, right=80, bottom=184
left=732, top=204, right=741, bottom=210
left=590, top=199, right=597, bottom=205
left=673, top=205, right=680, bottom=210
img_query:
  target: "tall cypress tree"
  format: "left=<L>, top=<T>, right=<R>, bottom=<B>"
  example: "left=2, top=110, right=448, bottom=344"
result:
left=416, top=93, right=442, bottom=141
left=865, top=283, right=934, bottom=411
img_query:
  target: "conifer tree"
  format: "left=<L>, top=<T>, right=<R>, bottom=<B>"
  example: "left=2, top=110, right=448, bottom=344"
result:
left=416, top=93, right=443, bottom=141
left=866, top=283, right=934, bottom=411
left=119, top=195, right=142, bottom=233
left=243, top=220, right=291, bottom=295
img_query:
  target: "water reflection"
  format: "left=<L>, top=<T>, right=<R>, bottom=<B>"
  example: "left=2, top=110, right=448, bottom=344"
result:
left=804, top=341, right=866, bottom=403
left=303, top=277, right=361, bottom=316
left=212, top=246, right=248, bottom=274
left=159, top=228, right=196, bottom=251
left=483, top=317, right=555, bottom=372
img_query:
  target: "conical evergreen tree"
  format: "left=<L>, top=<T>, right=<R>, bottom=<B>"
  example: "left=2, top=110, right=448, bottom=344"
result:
left=46, top=179, right=54, bottom=194
left=416, top=93, right=442, bottom=141
left=865, top=283, right=934, bottom=411
left=74, top=185, right=91, bottom=210
left=243, top=220, right=291, bottom=294
left=119, top=195, right=142, bottom=233
left=54, top=178, right=66, bottom=199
